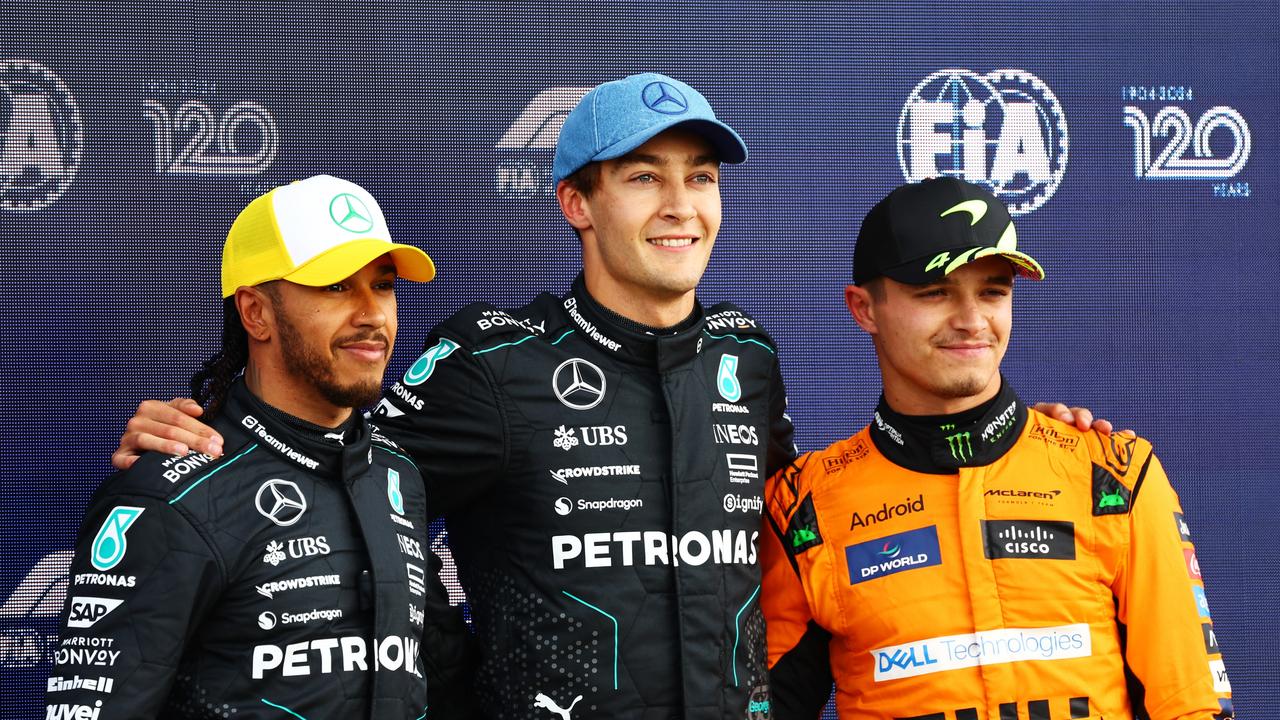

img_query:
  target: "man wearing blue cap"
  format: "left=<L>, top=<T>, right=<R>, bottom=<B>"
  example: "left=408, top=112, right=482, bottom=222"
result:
left=112, top=75, right=1105, bottom=719
left=115, top=73, right=788, bottom=719
left=371, top=72, right=792, bottom=719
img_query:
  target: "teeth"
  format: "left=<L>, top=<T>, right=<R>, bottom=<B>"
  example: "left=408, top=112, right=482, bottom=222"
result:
left=649, top=237, right=694, bottom=248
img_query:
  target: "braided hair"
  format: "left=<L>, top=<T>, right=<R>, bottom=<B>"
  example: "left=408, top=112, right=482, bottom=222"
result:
left=189, top=296, right=248, bottom=420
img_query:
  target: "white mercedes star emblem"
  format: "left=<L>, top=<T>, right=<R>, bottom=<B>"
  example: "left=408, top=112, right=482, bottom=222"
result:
left=552, top=358, right=606, bottom=410
left=255, top=479, right=308, bottom=527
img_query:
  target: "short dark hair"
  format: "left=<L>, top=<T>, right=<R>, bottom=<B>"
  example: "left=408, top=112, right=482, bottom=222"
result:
left=562, top=161, right=601, bottom=199
left=862, top=276, right=887, bottom=302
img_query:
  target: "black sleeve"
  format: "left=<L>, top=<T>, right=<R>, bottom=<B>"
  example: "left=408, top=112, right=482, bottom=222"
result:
left=420, top=545, right=484, bottom=720
left=766, top=355, right=799, bottom=477
left=44, top=491, right=224, bottom=719
left=373, top=333, right=508, bottom=517
left=768, top=621, right=835, bottom=720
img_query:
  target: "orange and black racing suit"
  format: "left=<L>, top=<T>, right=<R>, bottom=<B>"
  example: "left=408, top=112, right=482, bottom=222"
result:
left=762, top=379, right=1233, bottom=720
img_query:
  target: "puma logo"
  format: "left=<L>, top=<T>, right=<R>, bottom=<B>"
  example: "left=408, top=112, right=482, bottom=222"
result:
left=533, top=692, right=583, bottom=719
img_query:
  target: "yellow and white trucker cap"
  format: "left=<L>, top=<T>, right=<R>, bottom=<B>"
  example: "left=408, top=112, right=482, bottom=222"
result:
left=221, top=174, right=435, bottom=297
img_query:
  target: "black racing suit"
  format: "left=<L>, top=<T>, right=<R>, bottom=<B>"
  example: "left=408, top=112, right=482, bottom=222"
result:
left=44, top=379, right=465, bottom=719
left=373, top=276, right=797, bottom=719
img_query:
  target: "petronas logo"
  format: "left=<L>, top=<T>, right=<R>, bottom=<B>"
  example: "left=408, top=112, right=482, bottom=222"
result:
left=91, top=506, right=144, bottom=571
left=941, top=424, right=973, bottom=462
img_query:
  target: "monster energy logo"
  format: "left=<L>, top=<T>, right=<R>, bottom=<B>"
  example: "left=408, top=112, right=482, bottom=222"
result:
left=941, top=424, right=973, bottom=462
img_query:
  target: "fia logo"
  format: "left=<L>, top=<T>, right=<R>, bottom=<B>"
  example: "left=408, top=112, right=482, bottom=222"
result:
left=91, top=507, right=144, bottom=572
left=142, top=99, right=277, bottom=175
left=897, top=68, right=1068, bottom=216
left=0, top=59, right=83, bottom=211
left=716, top=354, right=742, bottom=402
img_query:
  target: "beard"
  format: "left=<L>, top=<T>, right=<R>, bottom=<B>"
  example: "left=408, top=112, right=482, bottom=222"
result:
left=930, top=372, right=993, bottom=400
left=275, top=308, right=386, bottom=410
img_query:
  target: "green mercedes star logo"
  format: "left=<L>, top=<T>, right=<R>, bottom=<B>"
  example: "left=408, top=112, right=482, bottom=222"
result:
left=329, top=193, right=374, bottom=233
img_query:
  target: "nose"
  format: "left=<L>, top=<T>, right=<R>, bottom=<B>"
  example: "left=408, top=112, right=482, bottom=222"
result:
left=950, top=295, right=989, bottom=334
left=660, top=182, right=696, bottom=224
left=352, top=286, right=388, bottom=328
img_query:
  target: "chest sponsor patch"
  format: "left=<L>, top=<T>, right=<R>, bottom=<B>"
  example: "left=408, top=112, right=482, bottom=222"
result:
left=1091, top=463, right=1132, bottom=516
left=981, top=520, right=1075, bottom=560
left=1203, top=622, right=1220, bottom=654
left=871, top=623, right=1092, bottom=681
left=1209, top=658, right=1231, bottom=692
left=1193, top=585, right=1212, bottom=618
left=845, top=525, right=941, bottom=585
left=1174, top=511, right=1193, bottom=542
left=786, top=494, right=823, bottom=554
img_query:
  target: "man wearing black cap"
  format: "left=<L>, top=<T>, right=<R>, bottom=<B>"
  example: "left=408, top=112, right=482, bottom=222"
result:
left=760, top=178, right=1234, bottom=719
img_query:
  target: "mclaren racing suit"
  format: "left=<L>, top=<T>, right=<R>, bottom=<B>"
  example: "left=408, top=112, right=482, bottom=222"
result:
left=762, top=380, right=1233, bottom=720
left=45, top=379, right=464, bottom=719
left=373, top=275, right=796, bottom=719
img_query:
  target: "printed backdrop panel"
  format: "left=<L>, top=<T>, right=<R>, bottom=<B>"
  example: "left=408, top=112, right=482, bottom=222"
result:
left=2, top=1, right=1274, bottom=717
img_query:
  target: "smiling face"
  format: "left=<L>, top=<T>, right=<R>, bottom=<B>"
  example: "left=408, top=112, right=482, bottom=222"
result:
left=558, top=127, right=722, bottom=327
left=846, top=256, right=1014, bottom=415
left=264, top=256, right=398, bottom=412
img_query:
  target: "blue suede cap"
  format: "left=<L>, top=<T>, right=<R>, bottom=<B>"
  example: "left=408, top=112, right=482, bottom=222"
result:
left=552, top=72, right=748, bottom=185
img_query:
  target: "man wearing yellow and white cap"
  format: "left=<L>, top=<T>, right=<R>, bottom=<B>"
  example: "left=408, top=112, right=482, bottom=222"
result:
left=45, top=175, right=467, bottom=719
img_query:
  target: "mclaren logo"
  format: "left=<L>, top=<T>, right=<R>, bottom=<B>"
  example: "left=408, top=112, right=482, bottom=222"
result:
left=552, top=358, right=606, bottom=410
left=255, top=479, right=308, bottom=527
left=940, top=199, right=988, bottom=225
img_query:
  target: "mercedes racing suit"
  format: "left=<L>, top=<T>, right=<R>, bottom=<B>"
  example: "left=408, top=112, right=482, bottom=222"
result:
left=762, top=380, right=1233, bottom=720
left=45, top=379, right=463, bottom=719
left=373, top=276, right=796, bottom=719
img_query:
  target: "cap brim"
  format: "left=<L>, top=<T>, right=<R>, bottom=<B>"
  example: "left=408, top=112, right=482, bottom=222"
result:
left=283, top=238, right=436, bottom=287
left=592, top=117, right=748, bottom=167
left=882, top=246, right=1045, bottom=284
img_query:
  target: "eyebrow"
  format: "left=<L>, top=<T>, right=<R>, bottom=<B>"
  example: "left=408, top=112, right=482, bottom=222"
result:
left=922, top=273, right=1014, bottom=288
left=613, top=152, right=720, bottom=169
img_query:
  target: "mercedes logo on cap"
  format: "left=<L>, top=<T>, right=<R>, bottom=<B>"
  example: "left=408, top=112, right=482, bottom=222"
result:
left=552, top=358, right=606, bottom=410
left=642, top=81, right=688, bottom=115
left=329, top=192, right=374, bottom=233
left=255, top=479, right=308, bottom=527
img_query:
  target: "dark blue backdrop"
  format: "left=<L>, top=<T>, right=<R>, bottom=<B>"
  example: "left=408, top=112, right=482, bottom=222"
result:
left=2, top=1, right=1275, bottom=717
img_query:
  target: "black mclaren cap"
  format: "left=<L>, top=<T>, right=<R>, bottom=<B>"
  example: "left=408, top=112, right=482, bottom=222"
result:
left=853, top=177, right=1045, bottom=285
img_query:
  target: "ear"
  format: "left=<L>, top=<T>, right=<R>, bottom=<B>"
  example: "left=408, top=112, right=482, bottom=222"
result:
left=234, top=286, right=275, bottom=342
left=555, top=180, right=592, bottom=233
left=845, top=284, right=878, bottom=335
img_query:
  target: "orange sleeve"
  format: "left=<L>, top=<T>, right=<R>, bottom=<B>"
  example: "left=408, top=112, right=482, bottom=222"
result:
left=1113, top=452, right=1234, bottom=719
left=761, top=462, right=833, bottom=719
